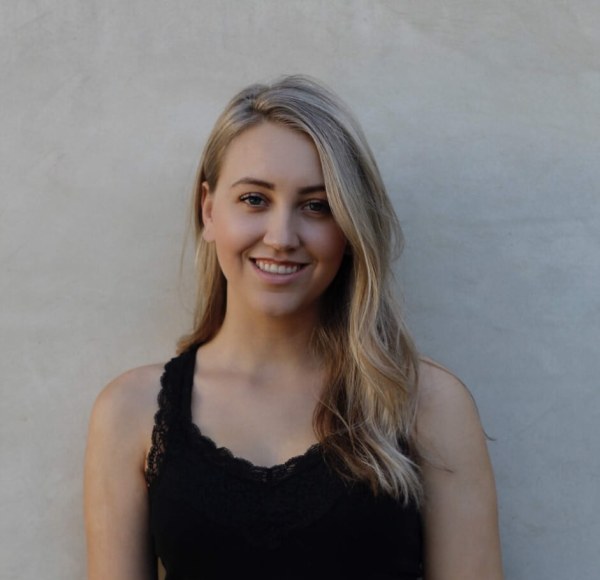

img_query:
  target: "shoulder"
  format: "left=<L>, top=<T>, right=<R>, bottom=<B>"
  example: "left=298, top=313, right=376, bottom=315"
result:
left=85, top=364, right=165, bottom=578
left=88, top=364, right=164, bottom=457
left=414, top=357, right=487, bottom=470
left=416, top=357, right=479, bottom=426
left=92, top=364, right=164, bottom=420
left=413, top=359, right=503, bottom=578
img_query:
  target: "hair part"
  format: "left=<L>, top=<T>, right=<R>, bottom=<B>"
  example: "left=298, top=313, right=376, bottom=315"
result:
left=178, top=75, right=423, bottom=504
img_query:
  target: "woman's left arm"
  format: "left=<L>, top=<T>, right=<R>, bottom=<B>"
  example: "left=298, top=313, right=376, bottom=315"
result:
left=416, top=360, right=504, bottom=580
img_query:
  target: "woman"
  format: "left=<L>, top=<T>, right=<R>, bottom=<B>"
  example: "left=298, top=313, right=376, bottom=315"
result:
left=84, top=76, right=503, bottom=579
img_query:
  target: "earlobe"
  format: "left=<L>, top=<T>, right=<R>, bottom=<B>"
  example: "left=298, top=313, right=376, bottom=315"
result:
left=201, top=182, right=215, bottom=242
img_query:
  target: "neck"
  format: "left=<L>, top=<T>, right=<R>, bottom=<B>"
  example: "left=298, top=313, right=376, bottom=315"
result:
left=202, top=303, right=322, bottom=378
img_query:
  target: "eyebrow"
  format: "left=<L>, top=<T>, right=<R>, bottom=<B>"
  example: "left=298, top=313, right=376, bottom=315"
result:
left=230, top=177, right=326, bottom=195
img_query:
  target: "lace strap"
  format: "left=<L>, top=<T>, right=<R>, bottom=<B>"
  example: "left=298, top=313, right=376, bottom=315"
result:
left=145, top=346, right=198, bottom=487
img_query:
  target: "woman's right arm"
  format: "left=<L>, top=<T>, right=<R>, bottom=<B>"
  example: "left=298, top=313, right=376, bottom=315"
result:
left=84, top=366, right=162, bottom=580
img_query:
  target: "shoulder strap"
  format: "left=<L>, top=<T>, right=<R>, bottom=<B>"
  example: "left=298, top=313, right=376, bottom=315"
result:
left=145, top=346, right=198, bottom=487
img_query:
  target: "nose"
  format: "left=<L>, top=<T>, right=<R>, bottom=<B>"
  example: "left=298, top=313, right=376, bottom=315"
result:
left=263, top=207, right=300, bottom=251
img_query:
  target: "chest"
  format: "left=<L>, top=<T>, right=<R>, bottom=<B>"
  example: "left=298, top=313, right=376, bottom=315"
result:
left=190, top=372, right=321, bottom=467
left=149, top=443, right=423, bottom=579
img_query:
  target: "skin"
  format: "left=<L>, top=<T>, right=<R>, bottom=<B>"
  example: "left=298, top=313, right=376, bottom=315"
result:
left=84, top=122, right=503, bottom=579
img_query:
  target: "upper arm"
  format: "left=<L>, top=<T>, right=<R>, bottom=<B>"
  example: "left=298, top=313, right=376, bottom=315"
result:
left=415, top=359, right=503, bottom=580
left=84, top=366, right=162, bottom=580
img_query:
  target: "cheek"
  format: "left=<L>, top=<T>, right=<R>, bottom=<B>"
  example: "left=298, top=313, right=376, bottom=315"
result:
left=211, top=212, right=260, bottom=262
left=320, top=225, right=348, bottom=264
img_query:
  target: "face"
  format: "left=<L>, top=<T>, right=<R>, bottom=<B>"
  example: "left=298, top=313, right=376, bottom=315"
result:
left=201, top=122, right=347, bottom=321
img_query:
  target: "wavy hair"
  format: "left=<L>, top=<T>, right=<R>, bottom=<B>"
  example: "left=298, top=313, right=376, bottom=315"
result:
left=178, top=75, right=422, bottom=504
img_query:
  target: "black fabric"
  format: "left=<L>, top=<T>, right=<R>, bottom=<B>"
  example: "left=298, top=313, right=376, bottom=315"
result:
left=146, top=346, right=423, bottom=579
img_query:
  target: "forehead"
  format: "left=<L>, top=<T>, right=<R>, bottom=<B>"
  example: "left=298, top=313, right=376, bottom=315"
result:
left=217, top=122, right=324, bottom=187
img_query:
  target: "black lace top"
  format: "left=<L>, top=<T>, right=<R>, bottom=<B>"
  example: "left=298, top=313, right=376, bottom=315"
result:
left=145, top=346, right=423, bottom=579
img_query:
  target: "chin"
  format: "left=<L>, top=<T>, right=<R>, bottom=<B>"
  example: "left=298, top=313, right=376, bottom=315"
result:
left=251, top=297, right=317, bottom=320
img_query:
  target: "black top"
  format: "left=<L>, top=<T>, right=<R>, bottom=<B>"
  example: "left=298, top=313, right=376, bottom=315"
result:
left=145, top=346, right=423, bottom=579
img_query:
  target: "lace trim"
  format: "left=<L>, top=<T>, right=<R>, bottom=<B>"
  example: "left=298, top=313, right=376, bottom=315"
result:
left=186, top=421, right=323, bottom=484
left=145, top=348, right=195, bottom=487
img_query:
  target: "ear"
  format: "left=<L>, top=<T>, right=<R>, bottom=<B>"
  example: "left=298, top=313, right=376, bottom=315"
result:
left=201, top=181, right=215, bottom=242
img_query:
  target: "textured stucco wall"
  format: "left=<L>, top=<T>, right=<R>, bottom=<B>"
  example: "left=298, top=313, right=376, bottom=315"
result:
left=1, top=1, right=599, bottom=578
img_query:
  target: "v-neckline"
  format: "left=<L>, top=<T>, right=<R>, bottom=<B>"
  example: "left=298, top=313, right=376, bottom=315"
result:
left=181, top=344, right=324, bottom=483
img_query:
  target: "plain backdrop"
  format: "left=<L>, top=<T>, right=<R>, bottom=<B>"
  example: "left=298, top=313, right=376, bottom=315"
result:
left=1, top=1, right=599, bottom=578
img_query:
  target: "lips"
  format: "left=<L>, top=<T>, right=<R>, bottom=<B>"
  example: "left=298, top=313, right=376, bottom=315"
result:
left=251, top=258, right=307, bottom=275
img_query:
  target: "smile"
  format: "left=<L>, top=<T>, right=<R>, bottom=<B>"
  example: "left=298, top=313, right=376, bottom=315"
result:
left=252, top=259, right=306, bottom=275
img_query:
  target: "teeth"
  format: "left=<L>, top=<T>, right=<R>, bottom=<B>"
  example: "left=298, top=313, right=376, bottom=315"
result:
left=255, top=260, right=302, bottom=275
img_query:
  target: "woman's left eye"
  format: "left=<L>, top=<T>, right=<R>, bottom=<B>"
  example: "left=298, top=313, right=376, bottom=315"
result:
left=304, top=200, right=331, bottom=214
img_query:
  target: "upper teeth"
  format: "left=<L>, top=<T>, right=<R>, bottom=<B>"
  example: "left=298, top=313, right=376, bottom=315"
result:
left=255, top=260, right=302, bottom=274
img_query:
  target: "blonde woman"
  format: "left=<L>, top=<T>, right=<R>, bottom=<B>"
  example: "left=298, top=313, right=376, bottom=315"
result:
left=84, top=76, right=503, bottom=579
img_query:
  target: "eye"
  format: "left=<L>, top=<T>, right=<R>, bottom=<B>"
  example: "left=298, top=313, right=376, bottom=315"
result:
left=304, top=200, right=331, bottom=215
left=239, top=193, right=266, bottom=207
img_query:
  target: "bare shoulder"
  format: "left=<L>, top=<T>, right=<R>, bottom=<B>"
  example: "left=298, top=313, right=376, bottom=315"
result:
left=415, top=357, right=486, bottom=469
left=417, top=356, right=476, bottom=410
left=85, top=363, right=165, bottom=579
left=94, top=364, right=164, bottom=411
left=89, top=364, right=164, bottom=455
left=414, top=358, right=503, bottom=578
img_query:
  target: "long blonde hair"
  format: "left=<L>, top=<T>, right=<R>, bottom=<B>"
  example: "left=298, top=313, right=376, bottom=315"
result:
left=179, top=75, right=422, bottom=503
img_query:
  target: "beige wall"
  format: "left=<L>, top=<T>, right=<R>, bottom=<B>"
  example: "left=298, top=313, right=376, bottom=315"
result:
left=2, top=1, right=599, bottom=578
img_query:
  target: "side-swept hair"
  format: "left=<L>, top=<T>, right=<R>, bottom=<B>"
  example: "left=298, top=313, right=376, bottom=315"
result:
left=179, top=75, right=422, bottom=504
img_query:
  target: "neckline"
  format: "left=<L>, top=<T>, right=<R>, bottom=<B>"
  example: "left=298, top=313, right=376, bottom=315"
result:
left=180, top=344, right=324, bottom=482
